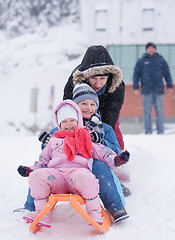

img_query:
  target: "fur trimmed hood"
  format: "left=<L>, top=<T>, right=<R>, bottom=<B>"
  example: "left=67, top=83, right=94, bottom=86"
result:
left=73, top=65, right=123, bottom=93
left=72, top=45, right=123, bottom=93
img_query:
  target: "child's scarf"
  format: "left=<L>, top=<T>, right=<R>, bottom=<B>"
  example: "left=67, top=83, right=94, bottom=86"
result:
left=53, top=128, right=92, bottom=161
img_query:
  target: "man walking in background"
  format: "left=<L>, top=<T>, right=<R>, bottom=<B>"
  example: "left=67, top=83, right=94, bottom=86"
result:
left=133, top=42, right=173, bottom=134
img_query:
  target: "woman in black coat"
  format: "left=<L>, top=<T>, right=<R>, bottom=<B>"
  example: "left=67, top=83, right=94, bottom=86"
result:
left=63, top=45, right=125, bottom=149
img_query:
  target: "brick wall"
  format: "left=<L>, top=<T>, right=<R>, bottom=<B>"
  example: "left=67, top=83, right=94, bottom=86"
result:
left=120, top=84, right=175, bottom=118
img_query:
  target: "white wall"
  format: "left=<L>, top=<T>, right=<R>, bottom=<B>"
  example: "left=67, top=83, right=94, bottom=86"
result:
left=80, top=0, right=175, bottom=45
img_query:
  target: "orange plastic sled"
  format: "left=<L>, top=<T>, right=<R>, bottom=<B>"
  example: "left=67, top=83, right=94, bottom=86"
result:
left=29, top=194, right=112, bottom=233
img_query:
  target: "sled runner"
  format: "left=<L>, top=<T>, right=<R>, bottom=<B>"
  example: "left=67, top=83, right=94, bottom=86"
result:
left=29, top=193, right=112, bottom=233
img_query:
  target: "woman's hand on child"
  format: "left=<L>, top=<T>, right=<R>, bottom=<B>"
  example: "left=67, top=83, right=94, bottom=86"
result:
left=17, top=165, right=33, bottom=177
left=114, top=150, right=130, bottom=166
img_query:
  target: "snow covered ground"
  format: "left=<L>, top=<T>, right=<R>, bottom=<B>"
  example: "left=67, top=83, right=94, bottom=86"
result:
left=1, top=133, right=175, bottom=240
left=0, top=24, right=175, bottom=239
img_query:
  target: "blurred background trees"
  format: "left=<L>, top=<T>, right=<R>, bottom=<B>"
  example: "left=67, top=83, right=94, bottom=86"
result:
left=0, top=0, right=80, bottom=37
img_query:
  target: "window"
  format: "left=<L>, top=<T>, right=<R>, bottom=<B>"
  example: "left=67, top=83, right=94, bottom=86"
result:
left=142, top=8, right=154, bottom=31
left=95, top=9, right=107, bottom=31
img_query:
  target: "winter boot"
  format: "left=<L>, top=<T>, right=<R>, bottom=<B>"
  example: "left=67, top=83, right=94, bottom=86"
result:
left=23, top=198, right=51, bottom=228
left=23, top=211, right=51, bottom=228
left=111, top=208, right=129, bottom=223
left=13, top=207, right=27, bottom=213
left=85, top=196, right=103, bottom=224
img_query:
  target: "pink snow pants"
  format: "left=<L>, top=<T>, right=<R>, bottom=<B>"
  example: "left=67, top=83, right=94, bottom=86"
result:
left=29, top=168, right=102, bottom=220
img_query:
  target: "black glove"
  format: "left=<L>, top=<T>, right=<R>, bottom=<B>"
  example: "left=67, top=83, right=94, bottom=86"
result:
left=17, top=165, right=33, bottom=177
left=38, top=131, right=50, bottom=144
left=114, top=150, right=130, bottom=167
left=90, top=131, right=101, bottom=143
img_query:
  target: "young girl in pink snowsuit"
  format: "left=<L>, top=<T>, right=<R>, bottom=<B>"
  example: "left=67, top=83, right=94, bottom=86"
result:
left=22, top=100, right=125, bottom=228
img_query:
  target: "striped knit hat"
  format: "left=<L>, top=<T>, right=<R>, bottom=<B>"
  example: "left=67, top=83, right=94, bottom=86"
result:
left=72, top=83, right=99, bottom=108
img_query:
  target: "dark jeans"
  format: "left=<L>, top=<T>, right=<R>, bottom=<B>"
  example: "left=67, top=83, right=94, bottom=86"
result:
left=142, top=93, right=164, bottom=134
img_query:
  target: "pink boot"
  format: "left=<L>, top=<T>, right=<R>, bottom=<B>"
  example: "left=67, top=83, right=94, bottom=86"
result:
left=23, top=198, right=51, bottom=228
left=85, top=196, right=103, bottom=223
left=23, top=212, right=51, bottom=228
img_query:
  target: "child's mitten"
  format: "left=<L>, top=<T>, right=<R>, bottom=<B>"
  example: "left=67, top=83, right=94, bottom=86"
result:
left=17, top=165, right=33, bottom=177
left=114, top=150, right=130, bottom=166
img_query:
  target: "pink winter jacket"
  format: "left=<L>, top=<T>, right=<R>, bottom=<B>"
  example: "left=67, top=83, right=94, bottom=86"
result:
left=31, top=100, right=117, bottom=171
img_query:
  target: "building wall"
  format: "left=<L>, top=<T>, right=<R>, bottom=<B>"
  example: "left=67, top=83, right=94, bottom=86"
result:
left=79, top=0, right=175, bottom=120
left=120, top=84, right=175, bottom=118
left=80, top=0, right=175, bottom=45
left=79, top=0, right=120, bottom=45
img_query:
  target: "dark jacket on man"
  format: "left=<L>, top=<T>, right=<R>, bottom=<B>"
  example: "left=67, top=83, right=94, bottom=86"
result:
left=133, top=52, right=173, bottom=94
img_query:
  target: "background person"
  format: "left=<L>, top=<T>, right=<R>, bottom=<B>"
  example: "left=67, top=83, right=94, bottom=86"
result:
left=133, top=42, right=173, bottom=134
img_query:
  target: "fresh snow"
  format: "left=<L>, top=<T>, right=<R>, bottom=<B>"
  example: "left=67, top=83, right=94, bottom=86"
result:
left=1, top=134, right=175, bottom=240
left=0, top=24, right=175, bottom=240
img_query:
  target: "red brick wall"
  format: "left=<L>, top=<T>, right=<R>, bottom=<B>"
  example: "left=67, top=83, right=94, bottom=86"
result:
left=120, top=84, right=175, bottom=117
